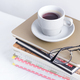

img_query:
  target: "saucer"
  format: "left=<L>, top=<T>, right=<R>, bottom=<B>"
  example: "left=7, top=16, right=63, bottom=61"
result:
left=31, top=19, right=75, bottom=42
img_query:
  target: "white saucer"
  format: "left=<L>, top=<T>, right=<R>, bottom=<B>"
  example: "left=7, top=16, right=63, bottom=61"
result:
left=31, top=19, right=75, bottom=42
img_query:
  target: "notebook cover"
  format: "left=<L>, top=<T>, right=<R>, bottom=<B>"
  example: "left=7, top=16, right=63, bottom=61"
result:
left=12, top=13, right=80, bottom=65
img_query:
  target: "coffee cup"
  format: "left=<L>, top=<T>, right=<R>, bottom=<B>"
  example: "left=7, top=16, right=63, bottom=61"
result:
left=38, top=5, right=73, bottom=36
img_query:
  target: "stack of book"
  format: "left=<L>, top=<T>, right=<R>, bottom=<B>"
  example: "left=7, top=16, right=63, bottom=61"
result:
left=11, top=13, right=80, bottom=80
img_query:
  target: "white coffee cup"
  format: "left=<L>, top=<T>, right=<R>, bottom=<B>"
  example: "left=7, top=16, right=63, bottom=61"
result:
left=38, top=5, right=73, bottom=36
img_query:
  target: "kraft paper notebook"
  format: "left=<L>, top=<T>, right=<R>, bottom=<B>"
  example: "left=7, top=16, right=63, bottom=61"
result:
left=12, top=13, right=80, bottom=66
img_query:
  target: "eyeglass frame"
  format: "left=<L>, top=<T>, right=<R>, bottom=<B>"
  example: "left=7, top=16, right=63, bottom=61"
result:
left=49, top=45, right=80, bottom=65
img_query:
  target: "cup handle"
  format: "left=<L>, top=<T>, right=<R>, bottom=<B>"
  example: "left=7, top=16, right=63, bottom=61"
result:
left=64, top=17, right=73, bottom=27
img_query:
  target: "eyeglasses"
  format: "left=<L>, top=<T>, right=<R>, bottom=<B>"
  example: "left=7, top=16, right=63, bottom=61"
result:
left=49, top=45, right=80, bottom=65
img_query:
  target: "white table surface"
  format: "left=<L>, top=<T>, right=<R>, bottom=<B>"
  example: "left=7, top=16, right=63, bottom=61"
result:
left=0, top=11, right=50, bottom=80
left=0, top=11, right=80, bottom=80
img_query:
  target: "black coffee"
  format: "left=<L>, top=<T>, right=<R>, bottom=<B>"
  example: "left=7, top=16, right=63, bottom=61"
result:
left=42, top=12, right=61, bottom=20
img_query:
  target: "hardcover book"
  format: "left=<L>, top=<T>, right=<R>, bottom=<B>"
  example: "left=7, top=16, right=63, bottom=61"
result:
left=12, top=12, right=80, bottom=66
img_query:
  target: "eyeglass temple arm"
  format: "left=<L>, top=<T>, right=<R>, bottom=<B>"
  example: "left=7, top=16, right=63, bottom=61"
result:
left=64, top=45, right=80, bottom=49
left=50, top=48, right=63, bottom=62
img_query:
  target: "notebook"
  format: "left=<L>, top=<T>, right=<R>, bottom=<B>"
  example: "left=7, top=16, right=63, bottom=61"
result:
left=13, top=57, right=77, bottom=80
left=12, top=43, right=78, bottom=80
left=12, top=12, right=80, bottom=66
left=14, top=42, right=80, bottom=74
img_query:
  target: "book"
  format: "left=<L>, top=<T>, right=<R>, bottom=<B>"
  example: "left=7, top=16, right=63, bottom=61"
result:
left=12, top=57, right=70, bottom=80
left=15, top=38, right=79, bottom=74
left=11, top=12, right=80, bottom=66
left=12, top=57, right=75, bottom=80
left=12, top=43, right=78, bottom=80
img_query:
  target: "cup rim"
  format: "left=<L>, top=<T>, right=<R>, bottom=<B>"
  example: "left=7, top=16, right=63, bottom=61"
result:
left=38, top=5, right=65, bottom=21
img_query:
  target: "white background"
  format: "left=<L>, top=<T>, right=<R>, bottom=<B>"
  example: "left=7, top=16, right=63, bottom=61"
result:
left=0, top=0, right=80, bottom=20
left=0, top=0, right=80, bottom=80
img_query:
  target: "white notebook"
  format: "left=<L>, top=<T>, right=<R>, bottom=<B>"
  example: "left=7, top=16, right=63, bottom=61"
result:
left=12, top=43, right=78, bottom=80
